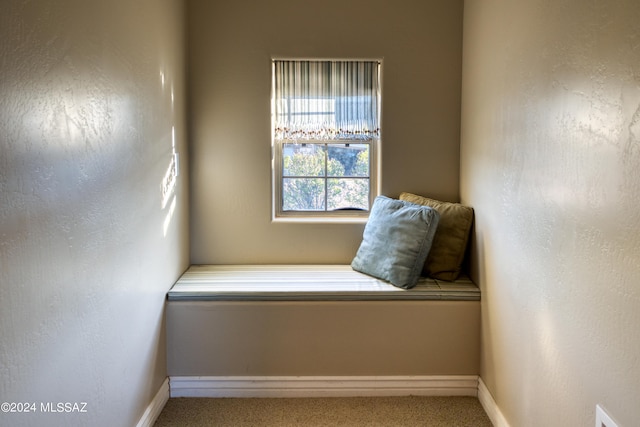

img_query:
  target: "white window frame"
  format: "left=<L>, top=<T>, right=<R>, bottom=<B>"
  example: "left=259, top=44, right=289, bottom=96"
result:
left=271, top=58, right=382, bottom=223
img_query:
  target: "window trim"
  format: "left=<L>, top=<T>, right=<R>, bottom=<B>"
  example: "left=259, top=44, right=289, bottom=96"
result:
left=270, top=57, right=383, bottom=223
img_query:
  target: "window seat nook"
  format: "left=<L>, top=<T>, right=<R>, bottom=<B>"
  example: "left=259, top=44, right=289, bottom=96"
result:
left=167, top=264, right=480, bottom=301
left=166, top=264, right=481, bottom=394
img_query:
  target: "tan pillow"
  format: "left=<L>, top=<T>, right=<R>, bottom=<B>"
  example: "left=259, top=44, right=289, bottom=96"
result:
left=399, top=192, right=473, bottom=281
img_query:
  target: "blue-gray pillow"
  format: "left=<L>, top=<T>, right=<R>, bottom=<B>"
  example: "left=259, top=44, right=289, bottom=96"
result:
left=351, top=196, right=440, bottom=289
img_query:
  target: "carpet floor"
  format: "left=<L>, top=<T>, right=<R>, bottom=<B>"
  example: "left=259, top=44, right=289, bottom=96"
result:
left=153, top=396, right=493, bottom=426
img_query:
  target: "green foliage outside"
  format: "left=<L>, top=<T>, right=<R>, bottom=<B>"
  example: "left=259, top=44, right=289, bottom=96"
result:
left=283, top=144, right=369, bottom=211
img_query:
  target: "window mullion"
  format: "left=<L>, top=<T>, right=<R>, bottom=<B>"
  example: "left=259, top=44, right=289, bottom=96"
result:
left=324, top=143, right=328, bottom=212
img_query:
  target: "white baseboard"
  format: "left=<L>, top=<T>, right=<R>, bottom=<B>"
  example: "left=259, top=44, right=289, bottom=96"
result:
left=136, top=377, right=170, bottom=427
left=169, top=375, right=479, bottom=398
left=477, top=377, right=510, bottom=427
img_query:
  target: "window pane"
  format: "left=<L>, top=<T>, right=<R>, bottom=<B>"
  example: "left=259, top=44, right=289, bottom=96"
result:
left=327, top=144, right=369, bottom=177
left=283, top=178, right=326, bottom=211
left=283, top=144, right=326, bottom=177
left=327, top=178, right=370, bottom=211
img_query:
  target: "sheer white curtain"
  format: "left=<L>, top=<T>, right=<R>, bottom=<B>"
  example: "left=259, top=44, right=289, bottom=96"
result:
left=273, top=60, right=381, bottom=141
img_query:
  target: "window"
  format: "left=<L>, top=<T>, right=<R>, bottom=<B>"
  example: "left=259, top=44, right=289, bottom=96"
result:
left=272, top=59, right=381, bottom=221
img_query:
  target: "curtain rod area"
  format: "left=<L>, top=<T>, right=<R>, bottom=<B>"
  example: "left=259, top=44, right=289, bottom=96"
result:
left=271, top=57, right=383, bottom=64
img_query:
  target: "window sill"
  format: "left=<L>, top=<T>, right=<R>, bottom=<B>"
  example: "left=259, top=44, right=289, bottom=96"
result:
left=272, top=215, right=368, bottom=224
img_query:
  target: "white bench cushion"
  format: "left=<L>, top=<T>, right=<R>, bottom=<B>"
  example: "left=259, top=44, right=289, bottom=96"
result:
left=168, top=265, right=479, bottom=301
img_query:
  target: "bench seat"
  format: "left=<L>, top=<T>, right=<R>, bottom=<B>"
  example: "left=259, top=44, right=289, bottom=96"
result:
left=166, top=264, right=481, bottom=382
left=168, top=264, right=480, bottom=301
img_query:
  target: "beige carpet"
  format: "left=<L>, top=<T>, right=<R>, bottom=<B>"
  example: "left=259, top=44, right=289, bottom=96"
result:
left=153, top=396, right=493, bottom=426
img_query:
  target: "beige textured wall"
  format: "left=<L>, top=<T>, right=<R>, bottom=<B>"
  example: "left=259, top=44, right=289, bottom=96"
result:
left=0, top=1, right=188, bottom=426
left=461, top=1, right=640, bottom=425
left=188, top=0, right=463, bottom=264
